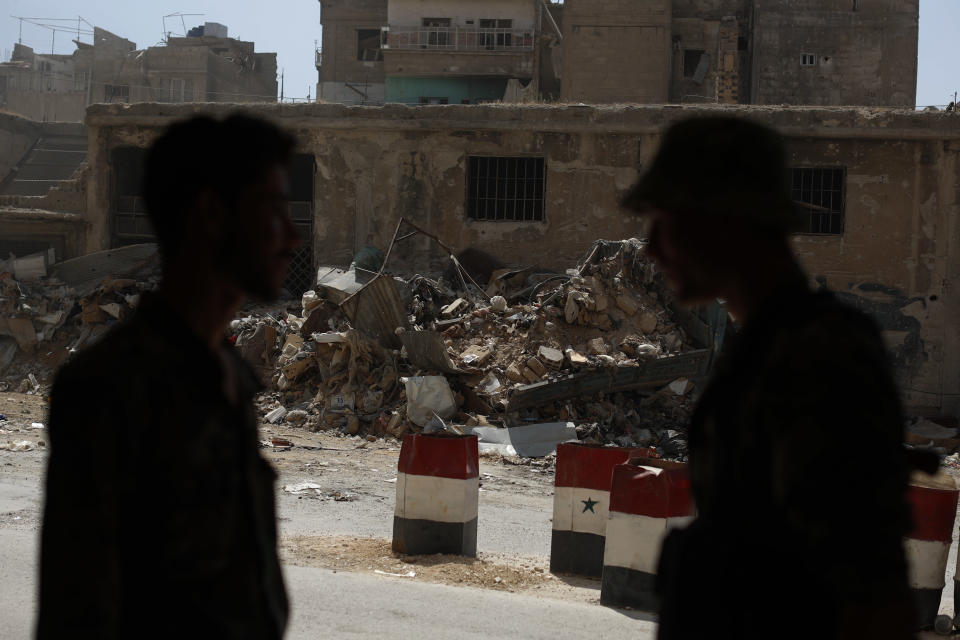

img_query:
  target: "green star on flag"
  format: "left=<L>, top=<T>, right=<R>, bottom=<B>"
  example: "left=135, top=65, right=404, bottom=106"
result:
left=581, top=497, right=598, bottom=513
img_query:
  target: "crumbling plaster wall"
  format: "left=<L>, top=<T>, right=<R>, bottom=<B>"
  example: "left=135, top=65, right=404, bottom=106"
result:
left=84, top=103, right=960, bottom=413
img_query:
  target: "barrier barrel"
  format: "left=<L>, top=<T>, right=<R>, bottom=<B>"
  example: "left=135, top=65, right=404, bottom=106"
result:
left=906, top=470, right=958, bottom=629
left=600, top=459, right=693, bottom=611
left=550, top=443, right=643, bottom=577
left=392, top=433, right=479, bottom=557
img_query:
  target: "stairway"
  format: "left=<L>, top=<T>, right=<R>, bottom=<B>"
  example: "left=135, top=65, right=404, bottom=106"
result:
left=1, top=123, right=87, bottom=197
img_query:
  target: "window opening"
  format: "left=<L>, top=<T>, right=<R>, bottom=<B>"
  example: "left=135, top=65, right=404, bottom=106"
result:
left=357, top=29, right=383, bottom=61
left=801, top=53, right=817, bottom=66
left=422, top=18, right=451, bottom=47
left=791, top=167, right=845, bottom=234
left=479, top=19, right=513, bottom=48
left=111, top=147, right=153, bottom=247
left=683, top=50, right=710, bottom=82
left=104, top=84, right=130, bottom=103
left=467, top=157, right=545, bottom=222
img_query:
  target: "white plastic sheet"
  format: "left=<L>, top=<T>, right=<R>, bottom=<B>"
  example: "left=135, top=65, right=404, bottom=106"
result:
left=404, top=376, right=457, bottom=427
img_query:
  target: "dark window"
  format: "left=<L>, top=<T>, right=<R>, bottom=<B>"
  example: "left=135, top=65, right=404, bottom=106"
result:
left=737, top=36, right=748, bottom=51
left=479, top=19, right=513, bottom=48
left=467, top=157, right=545, bottom=222
left=683, top=50, right=709, bottom=82
left=791, top=167, right=845, bottom=234
left=357, top=29, right=383, bottom=61
left=801, top=53, right=817, bottom=66
left=104, top=84, right=130, bottom=103
left=422, top=18, right=451, bottom=47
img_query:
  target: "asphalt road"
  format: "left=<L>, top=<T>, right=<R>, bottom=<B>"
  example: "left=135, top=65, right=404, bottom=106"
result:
left=0, top=527, right=655, bottom=639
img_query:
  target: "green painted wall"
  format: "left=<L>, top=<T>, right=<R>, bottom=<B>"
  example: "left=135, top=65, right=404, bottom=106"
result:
left=385, top=77, right=508, bottom=104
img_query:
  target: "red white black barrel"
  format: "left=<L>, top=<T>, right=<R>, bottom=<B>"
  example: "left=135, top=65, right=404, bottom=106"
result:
left=550, top=443, right=642, bottom=577
left=600, top=459, right=693, bottom=610
left=905, top=470, right=958, bottom=629
left=392, top=433, right=479, bottom=557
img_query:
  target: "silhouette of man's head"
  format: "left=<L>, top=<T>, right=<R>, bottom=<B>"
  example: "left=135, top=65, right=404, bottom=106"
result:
left=143, top=113, right=300, bottom=300
left=623, top=116, right=799, bottom=306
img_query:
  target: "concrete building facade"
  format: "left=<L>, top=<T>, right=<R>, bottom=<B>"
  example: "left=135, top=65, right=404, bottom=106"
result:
left=316, top=0, right=388, bottom=104
left=0, top=24, right=279, bottom=122
left=317, top=0, right=919, bottom=107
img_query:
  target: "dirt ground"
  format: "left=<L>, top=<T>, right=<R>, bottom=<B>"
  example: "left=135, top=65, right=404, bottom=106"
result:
left=279, top=535, right=601, bottom=602
left=0, top=391, right=608, bottom=604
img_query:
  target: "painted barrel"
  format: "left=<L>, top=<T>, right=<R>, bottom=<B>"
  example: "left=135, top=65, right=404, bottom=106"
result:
left=550, top=443, right=645, bottom=577
left=392, top=433, right=479, bottom=557
left=905, top=470, right=959, bottom=630
left=600, top=459, right=694, bottom=611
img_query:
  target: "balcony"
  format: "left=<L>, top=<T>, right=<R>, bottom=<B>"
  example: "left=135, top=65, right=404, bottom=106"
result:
left=383, top=27, right=535, bottom=52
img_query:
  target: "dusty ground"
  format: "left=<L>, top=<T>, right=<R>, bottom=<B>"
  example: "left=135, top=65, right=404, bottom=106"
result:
left=279, top=535, right=600, bottom=602
left=0, top=392, right=608, bottom=605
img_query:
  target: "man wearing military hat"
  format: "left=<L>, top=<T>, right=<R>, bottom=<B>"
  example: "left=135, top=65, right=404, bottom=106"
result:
left=624, top=116, right=915, bottom=639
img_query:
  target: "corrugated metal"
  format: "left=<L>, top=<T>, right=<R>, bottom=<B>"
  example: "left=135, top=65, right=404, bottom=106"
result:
left=341, top=274, right=409, bottom=348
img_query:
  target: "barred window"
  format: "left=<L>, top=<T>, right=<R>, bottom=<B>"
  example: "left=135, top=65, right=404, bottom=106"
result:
left=791, top=167, right=845, bottom=235
left=467, top=156, right=545, bottom=222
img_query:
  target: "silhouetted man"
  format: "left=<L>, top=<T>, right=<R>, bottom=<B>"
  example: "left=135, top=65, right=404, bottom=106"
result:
left=622, top=117, right=915, bottom=639
left=38, top=114, right=300, bottom=639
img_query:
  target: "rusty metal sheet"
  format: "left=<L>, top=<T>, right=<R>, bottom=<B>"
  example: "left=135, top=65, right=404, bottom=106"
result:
left=399, top=330, right=462, bottom=375
left=340, top=274, right=409, bottom=349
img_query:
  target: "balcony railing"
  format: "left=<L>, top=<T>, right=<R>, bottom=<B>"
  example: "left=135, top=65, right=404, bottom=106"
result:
left=383, top=27, right=534, bottom=52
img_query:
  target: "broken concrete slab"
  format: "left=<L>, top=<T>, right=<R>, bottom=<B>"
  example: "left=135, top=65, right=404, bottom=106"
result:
left=50, top=244, right=159, bottom=296
left=465, top=422, right=577, bottom=457
left=507, top=350, right=713, bottom=412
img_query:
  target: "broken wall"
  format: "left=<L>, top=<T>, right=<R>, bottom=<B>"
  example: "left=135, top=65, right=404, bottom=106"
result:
left=83, top=103, right=960, bottom=414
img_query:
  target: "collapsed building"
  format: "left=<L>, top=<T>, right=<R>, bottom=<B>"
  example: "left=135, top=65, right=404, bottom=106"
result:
left=1, top=102, right=959, bottom=422
left=0, top=24, right=278, bottom=123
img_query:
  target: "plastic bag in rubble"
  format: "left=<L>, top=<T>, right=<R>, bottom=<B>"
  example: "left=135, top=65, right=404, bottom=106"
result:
left=403, top=376, right=457, bottom=427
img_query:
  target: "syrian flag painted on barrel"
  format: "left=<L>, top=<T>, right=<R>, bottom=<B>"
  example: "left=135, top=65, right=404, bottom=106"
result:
left=550, top=443, right=644, bottom=577
left=600, top=460, right=693, bottom=611
left=392, top=433, right=479, bottom=557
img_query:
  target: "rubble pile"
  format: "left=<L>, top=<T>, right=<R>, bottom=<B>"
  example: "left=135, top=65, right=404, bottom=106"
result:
left=248, top=239, right=707, bottom=458
left=0, top=247, right=161, bottom=391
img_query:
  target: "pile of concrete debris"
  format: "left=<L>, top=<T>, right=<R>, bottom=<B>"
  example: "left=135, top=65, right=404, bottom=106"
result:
left=0, top=245, right=160, bottom=391
left=247, top=234, right=722, bottom=458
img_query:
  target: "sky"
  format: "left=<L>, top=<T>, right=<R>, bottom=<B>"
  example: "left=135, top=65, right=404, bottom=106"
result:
left=0, top=0, right=957, bottom=107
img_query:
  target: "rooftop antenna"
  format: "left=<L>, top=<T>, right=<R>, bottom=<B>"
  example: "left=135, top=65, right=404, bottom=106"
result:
left=162, top=13, right=204, bottom=43
left=11, top=16, right=95, bottom=52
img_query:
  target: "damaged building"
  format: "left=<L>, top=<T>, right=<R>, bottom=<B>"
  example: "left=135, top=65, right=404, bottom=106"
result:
left=315, top=0, right=919, bottom=106
left=0, top=102, right=953, bottom=415
left=0, top=23, right=278, bottom=122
